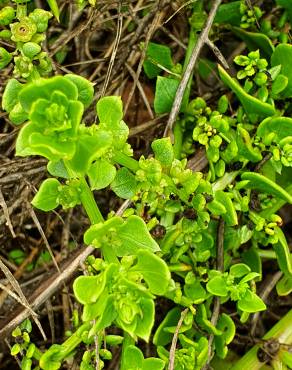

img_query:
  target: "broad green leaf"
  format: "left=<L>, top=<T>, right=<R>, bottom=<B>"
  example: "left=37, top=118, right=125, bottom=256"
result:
left=16, top=123, right=41, bottom=157
left=31, top=178, right=60, bottom=211
left=214, top=1, right=241, bottom=26
left=276, top=275, right=292, bottom=296
left=214, top=314, right=236, bottom=359
left=143, top=358, right=165, bottom=370
left=257, top=117, right=292, bottom=145
left=2, top=78, right=23, bottom=112
left=232, top=27, right=274, bottom=58
left=88, top=159, right=116, bottom=190
left=206, top=276, right=228, bottom=297
left=215, top=191, right=238, bottom=226
left=134, top=298, right=155, bottom=342
left=96, top=96, right=123, bottom=128
left=64, top=74, right=94, bottom=108
left=280, top=351, right=292, bottom=369
left=154, top=76, right=179, bottom=114
left=73, top=275, right=104, bottom=304
left=237, top=290, right=266, bottom=313
left=240, top=272, right=260, bottom=284
left=69, top=128, right=112, bottom=174
left=271, top=74, right=288, bottom=96
left=241, top=172, right=292, bottom=203
left=19, top=76, right=78, bottom=112
left=242, top=247, right=262, bottom=277
left=218, top=65, right=276, bottom=118
left=117, top=216, right=160, bottom=256
left=271, top=44, right=292, bottom=98
left=184, top=280, right=206, bottom=304
left=196, top=304, right=223, bottom=335
left=47, top=160, right=70, bottom=179
left=111, top=167, right=137, bottom=199
left=8, top=103, right=28, bottom=125
left=132, top=249, right=170, bottom=295
left=47, top=0, right=60, bottom=21
left=230, top=264, right=251, bottom=278
left=89, top=294, right=118, bottom=336
left=151, top=137, right=174, bottom=167
left=84, top=217, right=123, bottom=247
left=143, top=42, right=174, bottom=79
left=153, top=307, right=181, bottom=346
left=273, top=227, right=292, bottom=276
left=236, top=125, right=262, bottom=162
left=122, top=346, right=144, bottom=370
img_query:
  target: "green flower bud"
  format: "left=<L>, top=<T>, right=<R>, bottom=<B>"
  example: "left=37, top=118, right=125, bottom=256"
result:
left=0, top=6, right=15, bottom=26
left=11, top=17, right=37, bottom=42
left=14, top=55, right=33, bottom=78
left=218, top=95, right=229, bottom=114
left=29, top=9, right=52, bottom=33
left=100, top=349, right=112, bottom=360
left=254, top=71, right=267, bottom=86
left=22, top=42, right=41, bottom=58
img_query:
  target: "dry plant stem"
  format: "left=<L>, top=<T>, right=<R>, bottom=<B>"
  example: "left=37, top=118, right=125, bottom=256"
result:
left=0, top=258, right=46, bottom=340
left=124, top=0, right=168, bottom=114
left=164, top=0, right=223, bottom=138
left=168, top=308, right=189, bottom=370
left=100, top=0, right=123, bottom=97
left=204, top=219, right=225, bottom=369
left=0, top=187, right=15, bottom=237
left=0, top=245, right=94, bottom=340
left=205, top=38, right=229, bottom=70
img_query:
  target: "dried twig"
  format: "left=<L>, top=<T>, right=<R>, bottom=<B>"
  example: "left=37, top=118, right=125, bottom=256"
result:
left=164, top=0, right=223, bottom=138
left=168, top=308, right=189, bottom=370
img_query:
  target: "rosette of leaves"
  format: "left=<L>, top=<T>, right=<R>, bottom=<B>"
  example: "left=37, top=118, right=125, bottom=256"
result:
left=73, top=250, right=171, bottom=341
left=13, top=76, right=84, bottom=161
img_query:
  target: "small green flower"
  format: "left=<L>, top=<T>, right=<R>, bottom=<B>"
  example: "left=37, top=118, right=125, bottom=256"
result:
left=14, top=55, right=33, bottom=78
left=11, top=17, right=37, bottom=42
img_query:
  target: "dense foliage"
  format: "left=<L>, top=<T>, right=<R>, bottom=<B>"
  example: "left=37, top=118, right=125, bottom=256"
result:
left=1, top=0, right=292, bottom=369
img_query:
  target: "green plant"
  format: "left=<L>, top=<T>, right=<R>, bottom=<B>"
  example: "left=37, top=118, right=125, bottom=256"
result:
left=3, top=1, right=292, bottom=369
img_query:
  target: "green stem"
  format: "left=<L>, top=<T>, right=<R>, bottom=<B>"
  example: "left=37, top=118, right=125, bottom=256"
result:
left=231, top=309, right=292, bottom=370
left=173, top=121, right=183, bottom=159
left=79, top=177, right=104, bottom=224
left=120, top=332, right=135, bottom=370
left=258, top=250, right=277, bottom=259
left=112, top=151, right=140, bottom=172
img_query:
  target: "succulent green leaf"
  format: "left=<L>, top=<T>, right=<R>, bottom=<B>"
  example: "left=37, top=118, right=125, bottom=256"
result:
left=143, top=358, right=165, bottom=370
left=218, top=65, right=276, bottom=118
left=143, top=42, right=174, bottom=79
left=151, top=137, right=174, bottom=167
left=88, top=159, right=116, bottom=190
left=64, top=74, right=94, bottom=108
left=207, top=276, right=228, bottom=297
left=69, top=128, right=112, bottom=174
left=84, top=217, right=123, bottom=247
left=230, top=263, right=251, bottom=278
left=47, top=160, right=70, bottom=179
left=237, top=290, right=266, bottom=313
left=242, top=247, right=262, bottom=277
left=276, top=275, right=292, bottom=296
left=257, top=117, right=292, bottom=145
left=232, top=27, right=274, bottom=58
left=96, top=96, right=123, bottom=128
left=117, top=216, right=160, bottom=256
left=271, top=44, right=292, bottom=97
left=214, top=1, right=241, bottom=25
left=214, top=314, right=236, bottom=359
left=111, top=167, right=137, bottom=199
left=273, top=227, right=292, bottom=277
left=2, top=78, right=24, bottom=115
left=31, top=178, right=61, bottom=211
left=153, top=307, right=181, bottom=346
left=241, top=172, right=292, bottom=203
left=215, top=191, right=238, bottom=226
left=19, top=76, right=78, bottom=113
left=134, top=298, right=155, bottom=342
left=73, top=275, right=104, bottom=305
left=132, top=250, right=170, bottom=295
left=236, top=125, right=262, bottom=162
left=154, top=76, right=179, bottom=114
left=89, top=294, right=118, bottom=336
left=122, top=346, right=144, bottom=369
